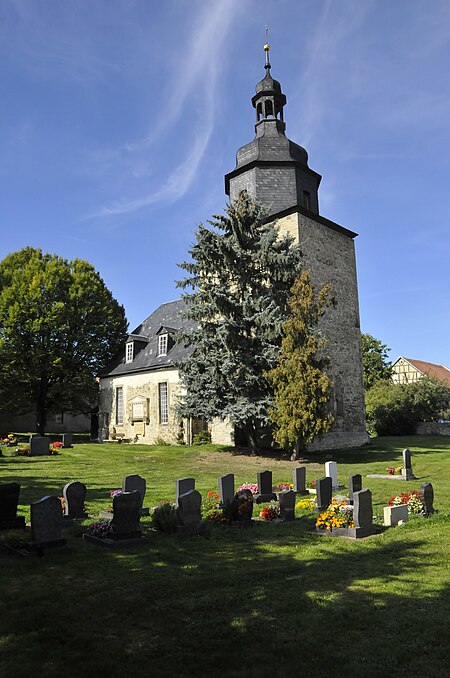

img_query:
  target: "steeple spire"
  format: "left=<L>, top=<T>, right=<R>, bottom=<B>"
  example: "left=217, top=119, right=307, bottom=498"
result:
left=252, top=34, right=286, bottom=134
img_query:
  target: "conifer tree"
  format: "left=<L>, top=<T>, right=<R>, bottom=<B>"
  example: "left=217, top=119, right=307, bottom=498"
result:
left=177, top=191, right=302, bottom=452
left=266, top=270, right=334, bottom=458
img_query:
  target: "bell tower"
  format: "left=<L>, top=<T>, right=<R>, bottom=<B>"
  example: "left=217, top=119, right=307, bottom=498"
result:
left=223, top=41, right=369, bottom=451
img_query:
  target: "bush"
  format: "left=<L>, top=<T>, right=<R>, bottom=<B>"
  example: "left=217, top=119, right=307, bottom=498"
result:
left=365, top=377, right=450, bottom=436
left=192, top=430, right=211, bottom=445
left=151, top=502, right=181, bottom=533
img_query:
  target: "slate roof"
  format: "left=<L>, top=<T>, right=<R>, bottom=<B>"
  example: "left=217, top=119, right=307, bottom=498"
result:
left=400, top=358, right=450, bottom=386
left=99, top=299, right=195, bottom=378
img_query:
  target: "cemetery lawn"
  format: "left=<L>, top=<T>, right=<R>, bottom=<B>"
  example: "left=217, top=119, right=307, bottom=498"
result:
left=0, top=436, right=449, bottom=678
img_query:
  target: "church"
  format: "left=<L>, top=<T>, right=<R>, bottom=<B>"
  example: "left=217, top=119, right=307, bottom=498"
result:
left=98, top=45, right=368, bottom=450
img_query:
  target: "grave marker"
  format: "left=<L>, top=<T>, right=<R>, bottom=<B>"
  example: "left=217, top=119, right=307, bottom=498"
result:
left=176, top=477, right=195, bottom=507
left=279, top=490, right=296, bottom=521
left=254, top=471, right=277, bottom=504
left=31, top=496, right=66, bottom=549
left=352, top=489, right=376, bottom=538
left=63, top=481, right=87, bottom=521
left=383, top=504, right=408, bottom=527
left=316, top=477, right=332, bottom=511
left=29, top=436, right=50, bottom=456
left=348, top=474, right=362, bottom=504
left=218, top=474, right=235, bottom=508
left=0, top=482, right=26, bottom=530
left=122, top=474, right=149, bottom=516
left=177, top=490, right=203, bottom=535
left=62, top=433, right=73, bottom=448
left=420, top=482, right=434, bottom=516
left=293, top=467, right=308, bottom=495
left=325, top=461, right=343, bottom=488
left=402, top=448, right=416, bottom=480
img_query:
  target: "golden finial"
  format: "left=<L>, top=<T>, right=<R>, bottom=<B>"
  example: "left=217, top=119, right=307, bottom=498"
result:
left=264, top=25, right=270, bottom=68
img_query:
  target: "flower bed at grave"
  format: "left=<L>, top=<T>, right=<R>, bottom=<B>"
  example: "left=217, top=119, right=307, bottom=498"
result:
left=0, top=434, right=17, bottom=447
left=307, top=480, right=316, bottom=489
left=315, top=499, right=354, bottom=531
left=86, top=521, right=112, bottom=539
left=236, top=483, right=258, bottom=495
left=388, top=490, right=424, bottom=514
left=259, top=504, right=280, bottom=521
left=151, top=501, right=181, bottom=533
left=272, top=482, right=293, bottom=493
left=386, top=466, right=403, bottom=475
left=295, top=497, right=316, bottom=511
left=202, top=490, right=232, bottom=525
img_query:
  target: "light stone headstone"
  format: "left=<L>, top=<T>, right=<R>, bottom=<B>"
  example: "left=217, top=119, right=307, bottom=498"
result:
left=63, top=481, right=87, bottom=519
left=278, top=490, right=296, bottom=521
left=316, top=477, right=332, bottom=511
left=110, top=491, right=141, bottom=539
left=293, top=467, right=308, bottom=495
left=402, top=448, right=415, bottom=479
left=255, top=470, right=277, bottom=504
left=0, top=482, right=25, bottom=529
left=122, top=474, right=148, bottom=515
left=29, top=436, right=50, bottom=456
left=383, top=504, right=408, bottom=527
left=348, top=474, right=362, bottom=504
left=218, top=474, right=235, bottom=507
left=420, top=482, right=434, bottom=516
left=62, top=433, right=73, bottom=448
left=31, top=496, right=65, bottom=546
left=353, top=489, right=374, bottom=537
left=177, top=490, right=202, bottom=532
left=325, top=461, right=340, bottom=488
left=176, top=477, right=195, bottom=507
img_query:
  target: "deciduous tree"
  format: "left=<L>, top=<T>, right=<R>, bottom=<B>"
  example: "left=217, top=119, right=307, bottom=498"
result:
left=361, top=332, right=392, bottom=390
left=0, top=247, right=127, bottom=434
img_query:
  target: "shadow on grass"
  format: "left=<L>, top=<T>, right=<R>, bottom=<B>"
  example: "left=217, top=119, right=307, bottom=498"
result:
left=0, top=519, right=448, bottom=677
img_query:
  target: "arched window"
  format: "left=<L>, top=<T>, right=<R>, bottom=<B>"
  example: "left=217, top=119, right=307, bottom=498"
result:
left=265, top=100, right=273, bottom=118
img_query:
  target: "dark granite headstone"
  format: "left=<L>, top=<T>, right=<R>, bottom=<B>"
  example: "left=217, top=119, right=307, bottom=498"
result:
left=176, top=477, right=195, bottom=507
left=402, top=448, right=415, bottom=479
left=293, top=467, right=308, bottom=495
left=31, top=496, right=65, bottom=547
left=278, top=490, right=296, bottom=521
left=352, top=489, right=375, bottom=537
left=420, top=482, right=434, bottom=516
left=348, top=474, right=362, bottom=504
left=316, top=477, right=332, bottom=511
left=63, top=481, right=87, bottom=520
left=62, top=433, right=73, bottom=448
left=232, top=489, right=254, bottom=523
left=255, top=470, right=277, bottom=504
left=109, top=491, right=141, bottom=540
left=122, top=474, right=149, bottom=516
left=177, top=490, right=202, bottom=534
left=29, top=436, right=50, bottom=456
left=0, top=482, right=26, bottom=529
left=218, top=473, right=235, bottom=507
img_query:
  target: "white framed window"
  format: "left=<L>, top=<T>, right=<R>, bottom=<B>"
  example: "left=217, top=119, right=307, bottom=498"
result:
left=116, top=387, right=124, bottom=425
left=158, top=334, right=168, bottom=356
left=158, top=382, right=168, bottom=424
left=125, top=342, right=134, bottom=363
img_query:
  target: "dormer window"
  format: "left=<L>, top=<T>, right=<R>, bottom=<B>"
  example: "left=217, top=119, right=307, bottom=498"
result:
left=125, top=342, right=134, bottom=363
left=158, top=334, right=168, bottom=357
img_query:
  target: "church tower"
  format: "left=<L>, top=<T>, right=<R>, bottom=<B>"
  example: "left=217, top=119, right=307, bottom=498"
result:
left=225, top=43, right=368, bottom=450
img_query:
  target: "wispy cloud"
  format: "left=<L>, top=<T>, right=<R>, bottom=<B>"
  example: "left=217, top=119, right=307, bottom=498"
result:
left=91, top=0, right=244, bottom=218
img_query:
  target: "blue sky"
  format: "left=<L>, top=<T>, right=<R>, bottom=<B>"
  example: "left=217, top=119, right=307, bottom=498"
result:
left=1, top=0, right=449, bottom=366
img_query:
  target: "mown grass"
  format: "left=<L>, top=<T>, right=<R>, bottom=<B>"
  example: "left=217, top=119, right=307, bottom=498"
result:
left=0, top=436, right=449, bottom=678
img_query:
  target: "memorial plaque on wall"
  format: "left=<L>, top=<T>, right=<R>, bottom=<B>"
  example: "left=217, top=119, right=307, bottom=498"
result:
left=132, top=401, right=145, bottom=420
left=134, top=422, right=145, bottom=435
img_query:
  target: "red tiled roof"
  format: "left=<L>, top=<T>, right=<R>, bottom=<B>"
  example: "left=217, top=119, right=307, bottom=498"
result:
left=403, top=358, right=450, bottom=386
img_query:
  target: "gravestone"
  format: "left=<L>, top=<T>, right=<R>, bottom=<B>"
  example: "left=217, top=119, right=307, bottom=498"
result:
left=402, top=448, right=416, bottom=480
left=420, top=482, right=434, bottom=516
left=316, top=477, right=332, bottom=511
left=348, top=474, right=362, bottom=504
left=293, top=467, right=308, bottom=495
left=177, top=490, right=203, bottom=534
left=176, top=477, right=195, bottom=507
left=218, top=474, right=235, bottom=508
left=232, top=489, right=254, bottom=523
left=122, top=474, right=149, bottom=516
left=31, top=496, right=66, bottom=549
left=109, top=491, right=142, bottom=540
left=63, top=481, right=87, bottom=521
left=383, top=504, right=408, bottom=527
left=29, top=436, right=50, bottom=456
left=0, top=482, right=26, bottom=530
left=278, top=490, right=296, bottom=521
left=62, top=433, right=73, bottom=448
left=254, top=471, right=277, bottom=504
left=325, top=461, right=342, bottom=489
left=352, top=489, right=376, bottom=538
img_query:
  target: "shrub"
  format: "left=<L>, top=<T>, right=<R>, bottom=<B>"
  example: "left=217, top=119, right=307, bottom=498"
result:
left=86, top=521, right=112, bottom=539
left=151, top=501, right=181, bottom=534
left=154, top=436, right=171, bottom=446
left=192, top=430, right=211, bottom=445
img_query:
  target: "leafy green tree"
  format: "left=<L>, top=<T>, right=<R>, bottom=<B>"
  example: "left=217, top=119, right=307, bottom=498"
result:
left=361, top=332, right=392, bottom=389
left=0, top=247, right=127, bottom=434
left=176, top=191, right=302, bottom=453
left=365, top=377, right=450, bottom=436
left=266, top=270, right=334, bottom=458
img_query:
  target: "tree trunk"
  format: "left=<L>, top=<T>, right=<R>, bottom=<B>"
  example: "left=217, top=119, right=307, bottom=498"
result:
left=36, top=377, right=48, bottom=436
left=245, top=421, right=260, bottom=455
left=290, top=437, right=305, bottom=461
